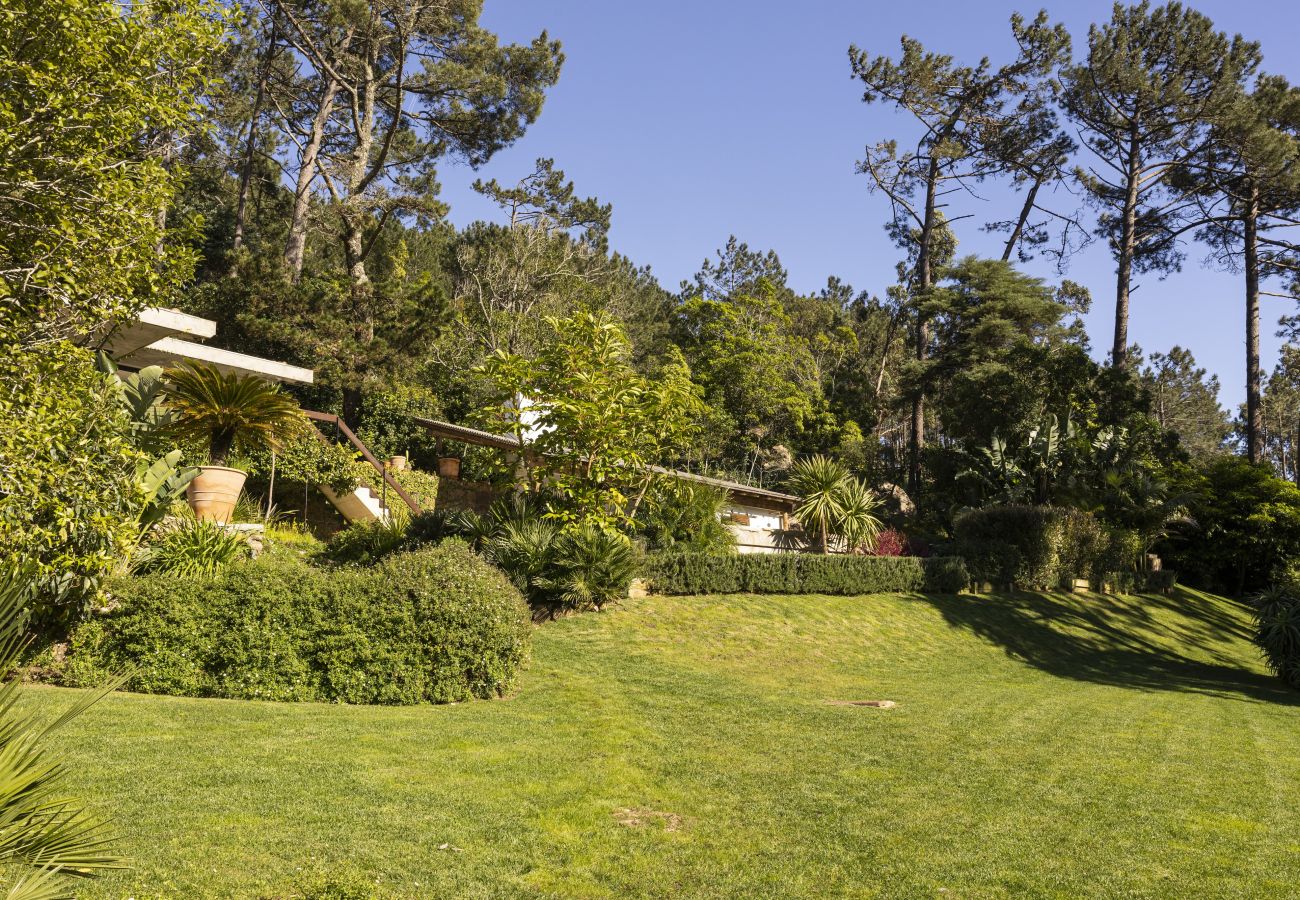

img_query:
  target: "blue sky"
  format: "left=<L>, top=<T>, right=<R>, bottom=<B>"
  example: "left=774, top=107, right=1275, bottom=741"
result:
left=435, top=1, right=1300, bottom=409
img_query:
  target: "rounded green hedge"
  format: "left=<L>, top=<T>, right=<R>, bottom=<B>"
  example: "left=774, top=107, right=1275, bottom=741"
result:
left=62, top=541, right=531, bottom=704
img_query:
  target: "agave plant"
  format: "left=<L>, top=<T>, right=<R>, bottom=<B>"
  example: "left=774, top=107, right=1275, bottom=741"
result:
left=0, top=571, right=125, bottom=897
left=165, top=363, right=304, bottom=467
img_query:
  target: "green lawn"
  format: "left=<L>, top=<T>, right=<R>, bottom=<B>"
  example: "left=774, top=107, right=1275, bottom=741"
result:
left=31, top=587, right=1300, bottom=898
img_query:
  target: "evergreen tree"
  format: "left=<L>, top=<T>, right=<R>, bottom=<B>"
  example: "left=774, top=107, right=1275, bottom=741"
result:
left=1140, top=346, right=1231, bottom=459
left=850, top=11, right=1070, bottom=496
left=1062, top=1, right=1260, bottom=367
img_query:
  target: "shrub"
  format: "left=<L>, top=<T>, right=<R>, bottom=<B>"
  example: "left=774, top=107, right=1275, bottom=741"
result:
left=134, top=518, right=251, bottom=577
left=643, top=553, right=968, bottom=596
left=541, top=526, right=638, bottom=611
left=1251, top=582, right=1300, bottom=690
left=870, top=530, right=907, bottom=557
left=638, top=480, right=736, bottom=554
left=63, top=541, right=531, bottom=704
left=1164, top=456, right=1300, bottom=595
left=954, top=505, right=1111, bottom=590
left=324, top=514, right=412, bottom=566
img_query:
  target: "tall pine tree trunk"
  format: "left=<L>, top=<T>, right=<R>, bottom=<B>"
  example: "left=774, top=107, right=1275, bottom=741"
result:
left=1113, top=128, right=1141, bottom=368
left=908, top=164, right=938, bottom=496
left=284, top=79, right=339, bottom=280
left=1244, top=185, right=1262, bottom=465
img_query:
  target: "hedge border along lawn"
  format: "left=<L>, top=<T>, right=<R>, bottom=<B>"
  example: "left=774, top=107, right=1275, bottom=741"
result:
left=643, top=552, right=969, bottom=595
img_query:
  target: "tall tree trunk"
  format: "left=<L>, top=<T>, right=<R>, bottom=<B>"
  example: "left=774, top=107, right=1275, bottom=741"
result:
left=908, top=163, right=938, bottom=496
left=1001, top=176, right=1043, bottom=262
left=284, top=78, right=339, bottom=280
left=1244, top=185, right=1262, bottom=465
left=232, top=14, right=279, bottom=258
left=1113, top=127, right=1141, bottom=368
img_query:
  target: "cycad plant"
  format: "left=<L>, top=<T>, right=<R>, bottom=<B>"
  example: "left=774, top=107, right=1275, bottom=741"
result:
left=0, top=571, right=124, bottom=897
left=165, top=363, right=304, bottom=467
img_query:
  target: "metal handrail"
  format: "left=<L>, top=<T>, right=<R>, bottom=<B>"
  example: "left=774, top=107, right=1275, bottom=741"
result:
left=302, top=410, right=423, bottom=516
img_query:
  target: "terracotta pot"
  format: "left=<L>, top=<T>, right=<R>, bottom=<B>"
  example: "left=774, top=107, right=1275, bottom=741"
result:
left=437, top=456, right=461, bottom=479
left=388, top=455, right=408, bottom=472
left=186, top=466, right=247, bottom=523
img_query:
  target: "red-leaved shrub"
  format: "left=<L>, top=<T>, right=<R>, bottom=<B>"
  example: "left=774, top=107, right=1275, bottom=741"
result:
left=871, top=530, right=907, bottom=557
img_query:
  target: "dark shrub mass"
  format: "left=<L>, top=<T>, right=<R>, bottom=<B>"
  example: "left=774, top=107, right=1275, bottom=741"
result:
left=63, top=541, right=530, bottom=704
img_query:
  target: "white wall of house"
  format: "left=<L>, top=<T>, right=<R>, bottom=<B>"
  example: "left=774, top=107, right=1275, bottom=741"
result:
left=723, top=502, right=789, bottom=554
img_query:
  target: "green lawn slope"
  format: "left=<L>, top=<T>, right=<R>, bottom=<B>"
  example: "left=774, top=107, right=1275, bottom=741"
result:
left=31, top=587, right=1300, bottom=898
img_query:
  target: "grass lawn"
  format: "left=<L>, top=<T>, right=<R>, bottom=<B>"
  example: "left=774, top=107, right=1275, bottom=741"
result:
left=30, top=586, right=1300, bottom=898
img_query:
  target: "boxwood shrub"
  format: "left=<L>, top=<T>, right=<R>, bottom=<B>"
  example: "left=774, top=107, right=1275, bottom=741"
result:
left=62, top=541, right=530, bottom=705
left=643, top=552, right=969, bottom=596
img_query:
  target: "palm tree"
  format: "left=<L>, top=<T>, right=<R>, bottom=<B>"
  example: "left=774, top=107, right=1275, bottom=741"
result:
left=836, top=477, right=884, bottom=553
left=789, top=455, right=850, bottom=554
left=165, top=363, right=304, bottom=466
left=0, top=571, right=125, bottom=897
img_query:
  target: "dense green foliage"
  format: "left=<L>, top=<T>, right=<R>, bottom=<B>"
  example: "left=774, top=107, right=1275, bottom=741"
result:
left=65, top=542, right=530, bottom=704
left=644, top=552, right=968, bottom=596
left=954, top=505, right=1113, bottom=589
left=0, top=0, right=222, bottom=346
left=1251, top=581, right=1300, bottom=689
left=0, top=343, right=143, bottom=621
left=1164, top=457, right=1300, bottom=595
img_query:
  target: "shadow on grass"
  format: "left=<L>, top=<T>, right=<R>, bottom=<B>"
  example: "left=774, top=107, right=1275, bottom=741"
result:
left=914, top=587, right=1298, bottom=705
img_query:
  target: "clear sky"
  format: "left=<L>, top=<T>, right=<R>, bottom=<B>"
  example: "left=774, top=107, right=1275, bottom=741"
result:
left=435, top=1, right=1300, bottom=410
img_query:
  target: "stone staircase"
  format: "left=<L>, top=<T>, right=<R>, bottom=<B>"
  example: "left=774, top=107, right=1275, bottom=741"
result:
left=302, top=410, right=423, bottom=526
left=317, top=482, right=391, bottom=524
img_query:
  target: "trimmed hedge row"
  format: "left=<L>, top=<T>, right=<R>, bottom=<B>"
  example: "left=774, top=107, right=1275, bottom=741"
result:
left=643, top=552, right=969, bottom=596
left=62, top=541, right=531, bottom=705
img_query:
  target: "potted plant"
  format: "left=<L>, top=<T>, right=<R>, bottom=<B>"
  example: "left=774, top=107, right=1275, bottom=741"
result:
left=165, top=363, right=305, bottom=523
left=437, top=455, right=462, bottom=479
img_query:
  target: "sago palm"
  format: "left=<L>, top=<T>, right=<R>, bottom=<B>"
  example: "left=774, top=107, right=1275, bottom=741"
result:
left=789, top=455, right=850, bottom=554
left=165, top=363, right=304, bottom=466
left=0, top=572, right=125, bottom=898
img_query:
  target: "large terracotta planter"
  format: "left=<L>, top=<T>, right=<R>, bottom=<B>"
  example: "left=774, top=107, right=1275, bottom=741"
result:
left=186, top=466, right=247, bottom=523
left=437, top=457, right=461, bottom=479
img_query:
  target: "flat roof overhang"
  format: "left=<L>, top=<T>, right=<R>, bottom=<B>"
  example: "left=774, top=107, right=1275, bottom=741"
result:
left=119, top=336, right=314, bottom=384
left=89, top=307, right=314, bottom=385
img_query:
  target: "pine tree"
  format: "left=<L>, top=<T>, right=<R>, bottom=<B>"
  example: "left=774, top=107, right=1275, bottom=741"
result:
left=1062, top=1, right=1260, bottom=368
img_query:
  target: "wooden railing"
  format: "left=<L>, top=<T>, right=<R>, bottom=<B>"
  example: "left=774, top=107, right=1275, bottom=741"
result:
left=302, top=410, right=423, bottom=516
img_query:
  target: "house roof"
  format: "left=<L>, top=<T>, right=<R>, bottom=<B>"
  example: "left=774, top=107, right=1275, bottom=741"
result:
left=91, top=307, right=314, bottom=384
left=413, top=417, right=799, bottom=509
